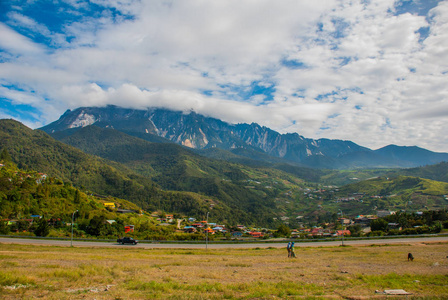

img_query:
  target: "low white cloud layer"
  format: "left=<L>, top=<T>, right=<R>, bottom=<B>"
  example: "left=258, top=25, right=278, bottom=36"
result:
left=0, top=0, right=447, bottom=152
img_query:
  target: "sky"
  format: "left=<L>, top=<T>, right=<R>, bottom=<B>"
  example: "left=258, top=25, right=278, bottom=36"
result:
left=0, top=0, right=447, bottom=152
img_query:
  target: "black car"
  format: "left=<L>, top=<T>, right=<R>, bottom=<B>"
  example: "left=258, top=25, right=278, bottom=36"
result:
left=117, top=237, right=138, bottom=245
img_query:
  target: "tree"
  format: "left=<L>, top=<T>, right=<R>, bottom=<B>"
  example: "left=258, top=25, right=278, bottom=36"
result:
left=274, top=224, right=291, bottom=238
left=0, top=220, right=10, bottom=234
left=74, top=190, right=81, bottom=204
left=34, top=217, right=50, bottom=237
left=370, top=218, right=388, bottom=232
left=347, top=224, right=363, bottom=237
left=0, top=148, right=12, bottom=162
left=85, top=215, right=111, bottom=236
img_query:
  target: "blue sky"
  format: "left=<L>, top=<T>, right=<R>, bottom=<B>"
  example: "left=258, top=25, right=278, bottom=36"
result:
left=1, top=0, right=447, bottom=152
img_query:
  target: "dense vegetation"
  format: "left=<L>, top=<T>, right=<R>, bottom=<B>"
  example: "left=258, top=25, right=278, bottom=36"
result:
left=368, top=210, right=447, bottom=236
left=0, top=157, right=222, bottom=240
left=0, top=120, right=271, bottom=226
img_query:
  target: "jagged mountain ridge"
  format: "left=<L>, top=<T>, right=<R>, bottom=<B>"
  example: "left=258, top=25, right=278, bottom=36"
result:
left=40, top=106, right=367, bottom=161
left=40, top=105, right=448, bottom=169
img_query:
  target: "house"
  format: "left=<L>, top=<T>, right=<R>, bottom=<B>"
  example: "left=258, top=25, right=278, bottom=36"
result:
left=36, top=173, right=47, bottom=184
left=339, top=218, right=351, bottom=225
left=236, top=225, right=246, bottom=231
left=291, top=230, right=301, bottom=238
left=387, top=223, right=401, bottom=230
left=232, top=231, right=243, bottom=237
left=355, top=215, right=377, bottom=226
left=204, top=227, right=215, bottom=234
left=336, top=230, right=351, bottom=236
left=183, top=226, right=196, bottom=233
left=311, top=228, right=323, bottom=236
left=116, top=209, right=134, bottom=214
left=124, top=225, right=134, bottom=233
left=249, top=231, right=263, bottom=238
left=377, top=210, right=396, bottom=218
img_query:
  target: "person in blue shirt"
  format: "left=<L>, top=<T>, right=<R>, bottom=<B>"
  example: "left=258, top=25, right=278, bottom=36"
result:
left=290, top=242, right=296, bottom=258
left=286, top=242, right=292, bottom=257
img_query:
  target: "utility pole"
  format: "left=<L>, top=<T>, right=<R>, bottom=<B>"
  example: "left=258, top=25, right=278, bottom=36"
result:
left=71, top=210, right=78, bottom=247
left=339, top=209, right=344, bottom=246
left=206, top=212, right=209, bottom=250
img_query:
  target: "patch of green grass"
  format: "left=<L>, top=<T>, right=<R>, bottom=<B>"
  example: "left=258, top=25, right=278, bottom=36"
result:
left=226, top=263, right=252, bottom=267
left=0, top=271, right=35, bottom=286
left=1, top=261, right=19, bottom=267
left=127, top=279, right=182, bottom=292
left=38, top=263, right=61, bottom=269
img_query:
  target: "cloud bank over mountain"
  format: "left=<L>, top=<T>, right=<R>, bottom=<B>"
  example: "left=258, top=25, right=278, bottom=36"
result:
left=0, top=0, right=447, bottom=151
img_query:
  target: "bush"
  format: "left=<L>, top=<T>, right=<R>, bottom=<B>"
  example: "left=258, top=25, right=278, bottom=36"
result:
left=367, top=230, right=385, bottom=237
left=0, top=221, right=10, bottom=234
left=34, top=217, right=50, bottom=237
left=443, top=221, right=448, bottom=229
left=274, top=224, right=291, bottom=238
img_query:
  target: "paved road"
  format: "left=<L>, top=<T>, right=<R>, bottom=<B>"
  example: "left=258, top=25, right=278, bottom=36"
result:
left=1, top=236, right=447, bottom=249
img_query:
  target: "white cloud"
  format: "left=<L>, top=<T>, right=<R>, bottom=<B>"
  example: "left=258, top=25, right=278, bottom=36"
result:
left=0, top=22, right=44, bottom=55
left=0, top=0, right=448, bottom=152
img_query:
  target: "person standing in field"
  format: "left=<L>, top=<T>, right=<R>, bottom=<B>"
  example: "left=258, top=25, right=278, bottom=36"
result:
left=287, top=242, right=292, bottom=257
left=290, top=242, right=296, bottom=258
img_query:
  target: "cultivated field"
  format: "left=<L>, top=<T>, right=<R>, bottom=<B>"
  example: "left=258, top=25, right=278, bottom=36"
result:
left=0, top=241, right=447, bottom=299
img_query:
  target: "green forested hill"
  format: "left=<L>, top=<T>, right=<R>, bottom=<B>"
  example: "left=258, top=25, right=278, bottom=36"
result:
left=0, top=161, right=192, bottom=239
left=0, top=120, right=309, bottom=226
left=335, top=175, right=448, bottom=213
left=0, top=161, right=140, bottom=219
left=387, top=162, right=448, bottom=183
left=338, top=175, right=448, bottom=197
left=0, top=120, right=247, bottom=224
left=0, top=119, right=158, bottom=207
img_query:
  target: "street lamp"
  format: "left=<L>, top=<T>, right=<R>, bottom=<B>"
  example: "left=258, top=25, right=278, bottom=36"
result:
left=71, top=210, right=78, bottom=247
left=206, top=212, right=209, bottom=250
left=339, top=209, right=344, bottom=246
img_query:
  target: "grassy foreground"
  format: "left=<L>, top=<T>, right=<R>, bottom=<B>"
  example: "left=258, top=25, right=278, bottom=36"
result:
left=0, top=242, right=447, bottom=299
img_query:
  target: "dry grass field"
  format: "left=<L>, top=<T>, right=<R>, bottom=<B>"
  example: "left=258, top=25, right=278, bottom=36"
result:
left=0, top=241, right=447, bottom=299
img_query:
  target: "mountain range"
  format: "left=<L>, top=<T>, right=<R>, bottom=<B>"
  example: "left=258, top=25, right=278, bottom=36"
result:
left=41, top=105, right=448, bottom=169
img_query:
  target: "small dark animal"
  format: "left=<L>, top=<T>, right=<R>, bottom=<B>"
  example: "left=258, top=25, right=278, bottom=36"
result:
left=408, top=253, right=414, bottom=261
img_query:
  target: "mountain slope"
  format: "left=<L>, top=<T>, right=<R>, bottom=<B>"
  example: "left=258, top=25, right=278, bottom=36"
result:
left=50, top=125, right=322, bottom=226
left=39, top=106, right=375, bottom=168
left=374, top=145, right=448, bottom=167
left=386, top=161, right=448, bottom=183
left=0, top=119, right=270, bottom=225
left=40, top=105, right=448, bottom=169
left=2, top=119, right=317, bottom=226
